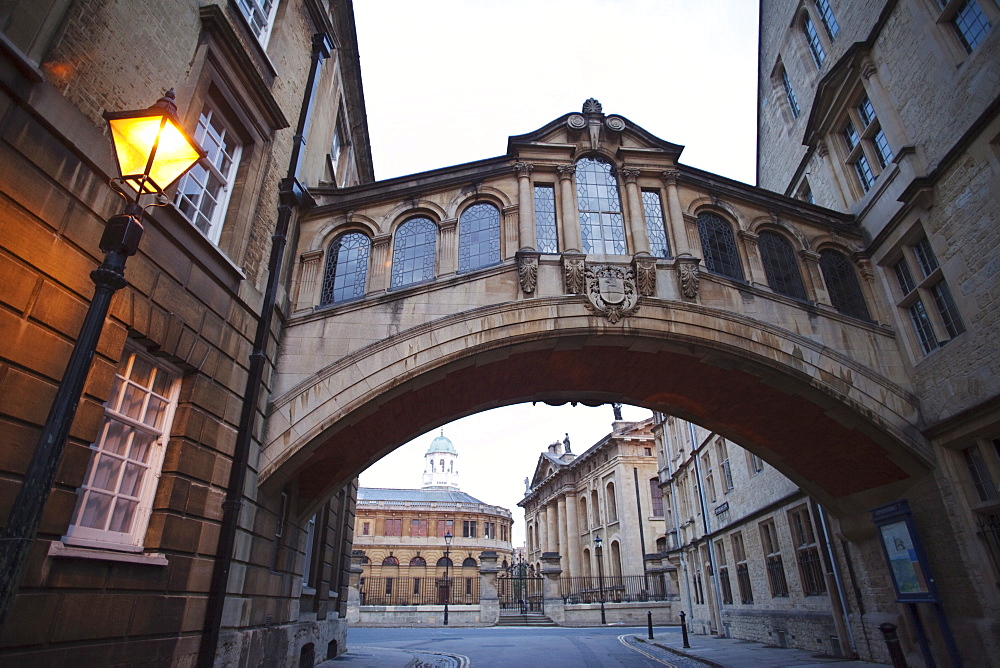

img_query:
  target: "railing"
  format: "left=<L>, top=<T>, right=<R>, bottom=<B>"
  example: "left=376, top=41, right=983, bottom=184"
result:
left=560, top=574, right=673, bottom=604
left=359, top=576, right=480, bottom=606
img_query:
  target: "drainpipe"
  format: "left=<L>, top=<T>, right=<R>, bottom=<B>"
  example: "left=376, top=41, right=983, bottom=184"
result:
left=633, top=467, right=648, bottom=586
left=689, top=422, right=724, bottom=636
left=198, top=32, right=333, bottom=667
left=815, top=502, right=857, bottom=658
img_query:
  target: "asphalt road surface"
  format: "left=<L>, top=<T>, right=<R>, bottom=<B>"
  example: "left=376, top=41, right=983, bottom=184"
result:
left=324, top=626, right=707, bottom=668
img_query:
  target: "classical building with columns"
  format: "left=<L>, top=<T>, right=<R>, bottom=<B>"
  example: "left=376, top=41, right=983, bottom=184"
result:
left=520, top=417, right=666, bottom=582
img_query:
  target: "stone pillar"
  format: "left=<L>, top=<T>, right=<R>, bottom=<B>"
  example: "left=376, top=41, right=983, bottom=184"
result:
left=565, top=493, right=581, bottom=581
left=439, top=217, right=458, bottom=275
left=538, top=507, right=549, bottom=558
left=346, top=550, right=364, bottom=623
left=502, top=205, right=520, bottom=259
left=294, top=249, right=324, bottom=311
left=479, top=550, right=500, bottom=625
left=661, top=170, right=692, bottom=257
left=515, top=162, right=535, bottom=251
left=546, top=502, right=559, bottom=554
left=621, top=167, right=650, bottom=255
left=738, top=230, right=765, bottom=286
left=557, top=165, right=581, bottom=252
left=815, top=142, right=850, bottom=210
left=799, top=249, right=831, bottom=305
left=370, top=234, right=392, bottom=292
left=557, top=496, right=568, bottom=574
left=540, top=552, right=565, bottom=624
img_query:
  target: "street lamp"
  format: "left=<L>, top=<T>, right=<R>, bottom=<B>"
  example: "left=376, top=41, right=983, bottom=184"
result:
left=443, top=530, right=453, bottom=626
left=594, top=535, right=607, bottom=625
left=0, top=90, right=203, bottom=630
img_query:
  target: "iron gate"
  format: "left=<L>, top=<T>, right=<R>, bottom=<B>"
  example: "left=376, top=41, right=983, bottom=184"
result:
left=498, top=562, right=544, bottom=613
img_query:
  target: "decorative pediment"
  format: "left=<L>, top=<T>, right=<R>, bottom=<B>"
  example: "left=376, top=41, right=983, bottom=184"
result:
left=507, top=98, right=685, bottom=160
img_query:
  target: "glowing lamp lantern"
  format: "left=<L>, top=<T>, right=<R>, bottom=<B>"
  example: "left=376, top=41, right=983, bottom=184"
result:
left=104, top=89, right=203, bottom=195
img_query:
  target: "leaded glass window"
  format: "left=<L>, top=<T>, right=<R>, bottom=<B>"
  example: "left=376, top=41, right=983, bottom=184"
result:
left=576, top=157, right=627, bottom=255
left=320, top=232, right=370, bottom=305
left=758, top=231, right=807, bottom=300
left=391, top=217, right=437, bottom=289
left=458, top=203, right=500, bottom=272
left=642, top=189, right=670, bottom=258
left=819, top=250, right=871, bottom=320
left=534, top=185, right=558, bottom=253
left=697, top=212, right=745, bottom=281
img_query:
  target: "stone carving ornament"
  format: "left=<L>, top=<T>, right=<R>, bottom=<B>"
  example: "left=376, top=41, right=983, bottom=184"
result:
left=567, top=114, right=587, bottom=130
left=564, top=256, right=586, bottom=294
left=605, top=115, right=626, bottom=132
left=517, top=253, right=538, bottom=294
left=633, top=255, right=656, bottom=296
left=584, top=264, right=640, bottom=324
left=677, top=258, right=700, bottom=299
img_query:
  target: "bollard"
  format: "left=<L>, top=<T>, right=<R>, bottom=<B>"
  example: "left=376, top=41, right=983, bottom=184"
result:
left=679, top=610, right=691, bottom=648
left=647, top=610, right=654, bottom=640
left=877, top=623, right=908, bottom=668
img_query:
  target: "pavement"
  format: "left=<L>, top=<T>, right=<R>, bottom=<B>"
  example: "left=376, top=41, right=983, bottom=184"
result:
left=321, top=626, right=886, bottom=667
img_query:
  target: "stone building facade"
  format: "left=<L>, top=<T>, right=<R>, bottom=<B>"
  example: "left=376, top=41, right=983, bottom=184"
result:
left=521, top=418, right=666, bottom=582
left=0, top=1, right=372, bottom=665
left=655, top=413, right=853, bottom=656
left=758, top=1, right=1000, bottom=664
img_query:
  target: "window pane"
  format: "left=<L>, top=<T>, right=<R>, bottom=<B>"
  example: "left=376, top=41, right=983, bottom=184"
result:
left=697, top=212, right=745, bottom=281
left=458, top=203, right=501, bottom=272
left=963, top=444, right=998, bottom=502
left=908, top=299, right=939, bottom=354
left=534, top=185, right=558, bottom=253
left=953, top=0, right=991, bottom=52
left=894, top=260, right=916, bottom=295
left=321, top=232, right=371, bottom=304
left=843, top=121, right=860, bottom=150
left=391, top=218, right=437, bottom=288
left=853, top=154, right=875, bottom=191
left=815, top=0, right=840, bottom=39
left=641, top=190, right=670, bottom=259
left=857, top=96, right=876, bottom=127
left=819, top=250, right=871, bottom=320
left=804, top=15, right=826, bottom=66
left=874, top=128, right=894, bottom=169
left=758, top=231, right=807, bottom=300
left=782, top=68, right=800, bottom=118
left=912, top=237, right=940, bottom=278
left=932, top=281, right=965, bottom=338
left=576, top=157, right=627, bottom=255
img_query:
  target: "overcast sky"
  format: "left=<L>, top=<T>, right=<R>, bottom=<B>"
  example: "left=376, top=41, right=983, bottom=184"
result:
left=351, top=1, right=760, bottom=545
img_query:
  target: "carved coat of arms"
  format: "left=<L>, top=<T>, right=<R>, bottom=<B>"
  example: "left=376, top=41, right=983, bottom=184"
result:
left=584, top=265, right=639, bottom=323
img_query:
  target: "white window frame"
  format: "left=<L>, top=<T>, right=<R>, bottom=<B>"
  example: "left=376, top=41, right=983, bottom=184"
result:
left=174, top=102, right=242, bottom=245
left=63, top=347, right=179, bottom=552
left=235, top=0, right=280, bottom=47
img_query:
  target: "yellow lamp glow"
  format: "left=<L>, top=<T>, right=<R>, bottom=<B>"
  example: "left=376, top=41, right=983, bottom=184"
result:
left=104, top=90, right=204, bottom=195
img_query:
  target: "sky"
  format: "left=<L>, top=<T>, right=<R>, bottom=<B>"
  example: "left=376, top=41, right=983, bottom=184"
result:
left=351, top=1, right=760, bottom=546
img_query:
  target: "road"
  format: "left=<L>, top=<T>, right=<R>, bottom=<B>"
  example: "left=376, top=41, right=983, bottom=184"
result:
left=323, top=626, right=706, bottom=668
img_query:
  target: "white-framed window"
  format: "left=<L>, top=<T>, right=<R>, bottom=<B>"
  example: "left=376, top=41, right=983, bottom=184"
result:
left=935, top=0, right=995, bottom=53
left=235, top=0, right=280, bottom=46
left=64, top=348, right=179, bottom=551
left=890, top=234, right=965, bottom=355
left=327, top=108, right=353, bottom=187
left=174, top=103, right=242, bottom=244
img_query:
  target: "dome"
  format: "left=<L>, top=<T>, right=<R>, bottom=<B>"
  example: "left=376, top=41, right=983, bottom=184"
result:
left=426, top=430, right=457, bottom=454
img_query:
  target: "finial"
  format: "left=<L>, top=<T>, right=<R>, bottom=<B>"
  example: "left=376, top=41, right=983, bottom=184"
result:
left=582, top=98, right=603, bottom=114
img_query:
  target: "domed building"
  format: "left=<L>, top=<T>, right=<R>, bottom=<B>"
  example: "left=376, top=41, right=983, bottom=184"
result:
left=354, top=432, right=514, bottom=606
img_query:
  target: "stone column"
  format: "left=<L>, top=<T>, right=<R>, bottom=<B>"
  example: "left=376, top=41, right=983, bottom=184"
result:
left=738, top=230, right=765, bottom=286
left=546, top=502, right=559, bottom=554
left=370, top=234, right=392, bottom=292
left=294, top=249, right=324, bottom=311
left=346, top=550, right=364, bottom=623
left=503, top=205, right=520, bottom=260
left=815, top=142, right=850, bottom=210
left=621, top=167, right=650, bottom=255
left=538, top=507, right=549, bottom=558
left=439, top=217, right=458, bottom=275
left=515, top=162, right=535, bottom=251
left=799, top=249, right=831, bottom=305
left=565, top=493, right=581, bottom=581
left=540, top=552, right=565, bottom=624
left=557, top=496, right=568, bottom=572
left=557, top=165, right=581, bottom=252
left=661, top=170, right=692, bottom=257
left=479, top=550, right=500, bottom=625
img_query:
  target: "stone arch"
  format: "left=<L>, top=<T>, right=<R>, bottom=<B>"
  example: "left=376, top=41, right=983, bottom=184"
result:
left=310, top=214, right=379, bottom=253
left=749, top=215, right=811, bottom=251
left=380, top=200, right=447, bottom=234
left=263, top=298, right=929, bottom=522
left=688, top=196, right=749, bottom=232
left=445, top=186, right=512, bottom=219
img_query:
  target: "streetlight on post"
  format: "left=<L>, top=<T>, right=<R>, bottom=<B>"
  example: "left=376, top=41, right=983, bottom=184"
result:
left=0, top=90, right=203, bottom=630
left=443, top=530, right=453, bottom=626
left=594, top=535, right=607, bottom=625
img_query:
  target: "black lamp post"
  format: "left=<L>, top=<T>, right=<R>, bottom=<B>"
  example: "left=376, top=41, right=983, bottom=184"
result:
left=443, top=530, right=453, bottom=626
left=595, top=535, right=607, bottom=625
left=0, top=90, right=203, bottom=630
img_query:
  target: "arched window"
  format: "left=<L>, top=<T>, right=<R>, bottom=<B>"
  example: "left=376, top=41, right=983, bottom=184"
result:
left=758, top=231, right=807, bottom=300
left=606, top=481, right=618, bottom=522
left=382, top=555, right=399, bottom=566
left=436, top=557, right=453, bottom=567
left=576, top=157, right=627, bottom=255
left=462, top=557, right=478, bottom=567
left=697, top=212, right=745, bottom=281
left=390, top=217, right=436, bottom=288
left=320, top=232, right=370, bottom=305
left=409, top=556, right=426, bottom=566
left=458, top=203, right=501, bottom=272
left=819, top=250, right=871, bottom=320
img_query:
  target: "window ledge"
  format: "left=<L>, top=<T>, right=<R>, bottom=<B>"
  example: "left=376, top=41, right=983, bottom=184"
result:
left=49, top=541, right=169, bottom=566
